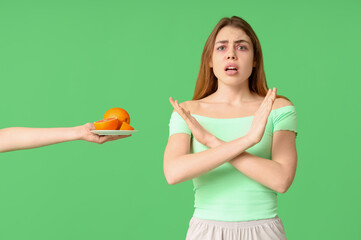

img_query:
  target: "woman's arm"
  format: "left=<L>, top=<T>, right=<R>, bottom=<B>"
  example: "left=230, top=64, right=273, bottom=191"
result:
left=206, top=130, right=297, bottom=193
left=169, top=91, right=298, bottom=193
left=0, top=123, right=130, bottom=153
left=164, top=89, right=276, bottom=185
left=164, top=131, right=256, bottom=185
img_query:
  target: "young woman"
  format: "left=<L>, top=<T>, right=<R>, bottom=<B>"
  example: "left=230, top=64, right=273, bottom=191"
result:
left=164, top=16, right=297, bottom=239
left=0, top=123, right=130, bottom=153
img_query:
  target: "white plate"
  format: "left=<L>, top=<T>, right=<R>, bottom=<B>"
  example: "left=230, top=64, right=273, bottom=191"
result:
left=91, top=130, right=138, bottom=135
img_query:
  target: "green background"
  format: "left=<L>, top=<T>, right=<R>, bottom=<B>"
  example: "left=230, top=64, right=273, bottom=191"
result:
left=0, top=0, right=360, bottom=239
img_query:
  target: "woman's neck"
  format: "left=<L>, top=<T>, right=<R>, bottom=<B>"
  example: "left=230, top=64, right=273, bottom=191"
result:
left=204, top=82, right=259, bottom=105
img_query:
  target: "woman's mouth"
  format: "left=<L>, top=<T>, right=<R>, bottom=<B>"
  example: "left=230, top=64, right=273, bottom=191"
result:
left=224, top=64, right=238, bottom=76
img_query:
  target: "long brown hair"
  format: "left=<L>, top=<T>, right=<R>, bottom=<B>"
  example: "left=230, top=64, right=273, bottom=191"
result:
left=192, top=16, right=289, bottom=101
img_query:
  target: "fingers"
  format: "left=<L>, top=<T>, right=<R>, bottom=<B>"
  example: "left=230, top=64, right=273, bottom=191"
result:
left=261, top=89, right=272, bottom=106
left=176, top=101, right=197, bottom=123
left=99, top=134, right=131, bottom=144
left=84, top=122, right=95, bottom=130
left=255, top=88, right=277, bottom=120
left=169, top=97, right=178, bottom=110
left=266, top=88, right=277, bottom=106
left=170, top=97, right=187, bottom=120
left=169, top=97, right=200, bottom=130
left=175, top=100, right=187, bottom=116
left=169, top=97, right=182, bottom=114
left=258, top=90, right=271, bottom=112
left=264, top=88, right=277, bottom=114
left=268, top=87, right=277, bottom=106
left=260, top=87, right=277, bottom=109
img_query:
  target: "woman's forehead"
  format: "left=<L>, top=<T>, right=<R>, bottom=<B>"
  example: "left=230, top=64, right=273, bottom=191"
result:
left=215, top=26, right=251, bottom=43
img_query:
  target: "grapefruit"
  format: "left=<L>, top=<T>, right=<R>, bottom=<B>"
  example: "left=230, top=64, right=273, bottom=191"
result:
left=120, top=122, right=134, bottom=130
left=103, top=107, right=130, bottom=130
left=94, top=117, right=119, bottom=130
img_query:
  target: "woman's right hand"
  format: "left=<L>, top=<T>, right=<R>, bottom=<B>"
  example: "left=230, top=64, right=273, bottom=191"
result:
left=246, top=88, right=277, bottom=144
left=77, top=123, right=131, bottom=144
left=169, top=97, right=220, bottom=148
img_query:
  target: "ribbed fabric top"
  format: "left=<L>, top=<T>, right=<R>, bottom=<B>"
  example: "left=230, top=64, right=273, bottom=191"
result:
left=168, top=105, right=298, bottom=221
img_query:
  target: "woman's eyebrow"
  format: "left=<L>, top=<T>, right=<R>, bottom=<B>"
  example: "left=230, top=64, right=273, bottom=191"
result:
left=215, top=39, right=250, bottom=45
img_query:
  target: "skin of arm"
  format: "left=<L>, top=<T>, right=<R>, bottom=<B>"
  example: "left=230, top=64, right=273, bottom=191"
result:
left=207, top=130, right=297, bottom=193
left=168, top=92, right=297, bottom=193
left=164, top=89, right=276, bottom=185
left=164, top=132, right=256, bottom=185
left=0, top=123, right=130, bottom=153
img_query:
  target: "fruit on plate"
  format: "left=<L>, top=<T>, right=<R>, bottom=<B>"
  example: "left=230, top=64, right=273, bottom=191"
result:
left=119, top=122, right=134, bottom=130
left=93, top=118, right=118, bottom=130
left=103, top=107, right=130, bottom=130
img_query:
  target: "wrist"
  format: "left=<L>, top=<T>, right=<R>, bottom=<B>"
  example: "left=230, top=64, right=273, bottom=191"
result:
left=235, top=134, right=257, bottom=150
left=229, top=151, right=249, bottom=164
left=206, top=135, right=223, bottom=148
left=244, top=134, right=258, bottom=147
left=72, top=126, right=85, bottom=141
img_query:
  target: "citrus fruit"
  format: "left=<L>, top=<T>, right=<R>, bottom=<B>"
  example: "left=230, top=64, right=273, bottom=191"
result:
left=103, top=107, right=130, bottom=129
left=93, top=117, right=118, bottom=130
left=120, top=122, right=134, bottom=130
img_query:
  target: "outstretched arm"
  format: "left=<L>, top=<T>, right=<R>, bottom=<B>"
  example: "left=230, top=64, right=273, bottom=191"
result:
left=0, top=123, right=130, bottom=153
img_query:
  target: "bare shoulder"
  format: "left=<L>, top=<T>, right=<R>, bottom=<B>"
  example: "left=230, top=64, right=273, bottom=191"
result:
left=179, top=100, right=199, bottom=111
left=171, top=100, right=199, bottom=113
left=171, top=100, right=190, bottom=113
left=272, top=97, right=294, bottom=110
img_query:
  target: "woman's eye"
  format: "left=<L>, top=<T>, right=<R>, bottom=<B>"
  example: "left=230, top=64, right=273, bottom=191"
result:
left=217, top=46, right=225, bottom=51
left=237, top=46, right=247, bottom=50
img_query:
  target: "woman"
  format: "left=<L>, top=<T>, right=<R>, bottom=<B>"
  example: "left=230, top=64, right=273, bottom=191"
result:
left=0, top=123, right=130, bottom=153
left=164, top=16, right=297, bottom=239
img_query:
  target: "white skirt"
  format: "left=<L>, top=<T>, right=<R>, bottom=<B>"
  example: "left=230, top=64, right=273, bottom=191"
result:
left=185, top=215, right=287, bottom=240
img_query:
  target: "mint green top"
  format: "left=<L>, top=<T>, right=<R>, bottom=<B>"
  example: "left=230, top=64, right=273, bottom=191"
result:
left=168, top=105, right=298, bottom=221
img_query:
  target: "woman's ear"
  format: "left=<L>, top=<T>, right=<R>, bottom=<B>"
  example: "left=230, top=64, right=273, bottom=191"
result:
left=209, top=60, right=213, bottom=68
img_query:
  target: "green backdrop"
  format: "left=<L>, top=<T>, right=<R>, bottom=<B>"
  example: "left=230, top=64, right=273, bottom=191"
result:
left=1, top=0, right=360, bottom=239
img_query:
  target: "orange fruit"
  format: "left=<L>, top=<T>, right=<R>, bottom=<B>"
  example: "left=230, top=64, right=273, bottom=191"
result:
left=103, top=107, right=130, bottom=130
left=94, top=118, right=119, bottom=130
left=120, top=122, right=134, bottom=130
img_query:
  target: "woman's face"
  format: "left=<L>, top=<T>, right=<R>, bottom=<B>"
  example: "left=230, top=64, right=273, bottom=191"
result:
left=210, top=26, right=255, bottom=86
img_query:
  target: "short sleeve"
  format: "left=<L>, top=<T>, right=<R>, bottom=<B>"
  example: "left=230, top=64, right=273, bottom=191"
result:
left=272, top=105, right=298, bottom=137
left=168, top=111, right=192, bottom=137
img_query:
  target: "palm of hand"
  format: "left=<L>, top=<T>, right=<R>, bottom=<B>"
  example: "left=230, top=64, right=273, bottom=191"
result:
left=248, top=88, right=277, bottom=144
left=80, top=123, right=130, bottom=144
left=169, top=97, right=212, bottom=146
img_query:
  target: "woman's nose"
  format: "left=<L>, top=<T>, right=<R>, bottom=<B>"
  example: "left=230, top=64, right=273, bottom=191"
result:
left=227, top=51, right=237, bottom=60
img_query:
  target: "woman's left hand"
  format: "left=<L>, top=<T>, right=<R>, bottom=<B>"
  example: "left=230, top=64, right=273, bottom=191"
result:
left=169, top=97, right=219, bottom=148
